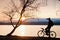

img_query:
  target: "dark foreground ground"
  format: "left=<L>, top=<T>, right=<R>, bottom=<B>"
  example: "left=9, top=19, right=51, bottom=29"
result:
left=0, top=36, right=60, bottom=40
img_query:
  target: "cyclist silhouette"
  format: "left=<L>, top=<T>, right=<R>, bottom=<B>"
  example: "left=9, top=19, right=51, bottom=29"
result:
left=45, top=18, right=54, bottom=36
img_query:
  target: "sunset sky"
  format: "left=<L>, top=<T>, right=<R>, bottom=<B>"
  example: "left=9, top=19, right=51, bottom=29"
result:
left=0, top=0, right=60, bottom=38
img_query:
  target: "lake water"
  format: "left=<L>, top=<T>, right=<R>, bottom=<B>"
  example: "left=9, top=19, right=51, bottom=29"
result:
left=0, top=25, right=60, bottom=38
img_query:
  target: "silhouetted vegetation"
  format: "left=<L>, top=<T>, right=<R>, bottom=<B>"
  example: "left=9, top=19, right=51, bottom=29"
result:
left=2, top=0, right=39, bottom=36
left=0, top=35, right=60, bottom=40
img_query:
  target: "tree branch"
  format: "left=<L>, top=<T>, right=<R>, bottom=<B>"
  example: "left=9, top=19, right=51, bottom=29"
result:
left=2, top=11, right=15, bottom=28
left=11, top=0, right=19, bottom=12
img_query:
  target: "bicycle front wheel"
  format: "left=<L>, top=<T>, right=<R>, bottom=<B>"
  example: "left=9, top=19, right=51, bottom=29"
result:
left=37, top=30, right=44, bottom=37
left=50, top=31, right=56, bottom=38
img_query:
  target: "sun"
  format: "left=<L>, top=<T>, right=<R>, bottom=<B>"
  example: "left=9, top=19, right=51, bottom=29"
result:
left=21, top=17, right=26, bottom=21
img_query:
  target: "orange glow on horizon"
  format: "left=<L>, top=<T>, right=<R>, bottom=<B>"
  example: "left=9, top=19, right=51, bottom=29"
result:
left=21, top=17, right=26, bottom=21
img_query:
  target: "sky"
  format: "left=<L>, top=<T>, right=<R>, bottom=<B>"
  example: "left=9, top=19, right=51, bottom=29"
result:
left=0, top=0, right=60, bottom=38
left=0, top=0, right=60, bottom=21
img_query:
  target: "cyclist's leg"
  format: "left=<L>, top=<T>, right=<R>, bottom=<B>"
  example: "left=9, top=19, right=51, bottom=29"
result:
left=45, top=28, right=47, bottom=34
left=48, top=28, right=50, bottom=37
left=48, top=27, right=51, bottom=37
left=45, top=27, right=49, bottom=35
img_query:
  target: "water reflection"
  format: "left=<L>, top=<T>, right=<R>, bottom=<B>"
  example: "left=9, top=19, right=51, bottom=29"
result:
left=0, top=25, right=60, bottom=38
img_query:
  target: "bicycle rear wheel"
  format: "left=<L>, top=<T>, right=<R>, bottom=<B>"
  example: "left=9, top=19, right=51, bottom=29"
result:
left=50, top=31, right=56, bottom=38
left=37, top=30, right=44, bottom=37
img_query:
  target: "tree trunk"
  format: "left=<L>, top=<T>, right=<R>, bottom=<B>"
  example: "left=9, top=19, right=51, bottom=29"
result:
left=6, top=27, right=18, bottom=36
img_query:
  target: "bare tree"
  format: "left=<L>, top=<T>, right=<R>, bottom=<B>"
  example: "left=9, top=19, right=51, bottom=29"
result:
left=2, top=0, right=40, bottom=36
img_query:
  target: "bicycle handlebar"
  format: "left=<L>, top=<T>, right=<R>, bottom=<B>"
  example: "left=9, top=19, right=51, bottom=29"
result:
left=41, top=28, right=44, bottom=30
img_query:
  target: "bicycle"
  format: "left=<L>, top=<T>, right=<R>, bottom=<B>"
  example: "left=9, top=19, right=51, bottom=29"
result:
left=37, top=28, right=56, bottom=38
